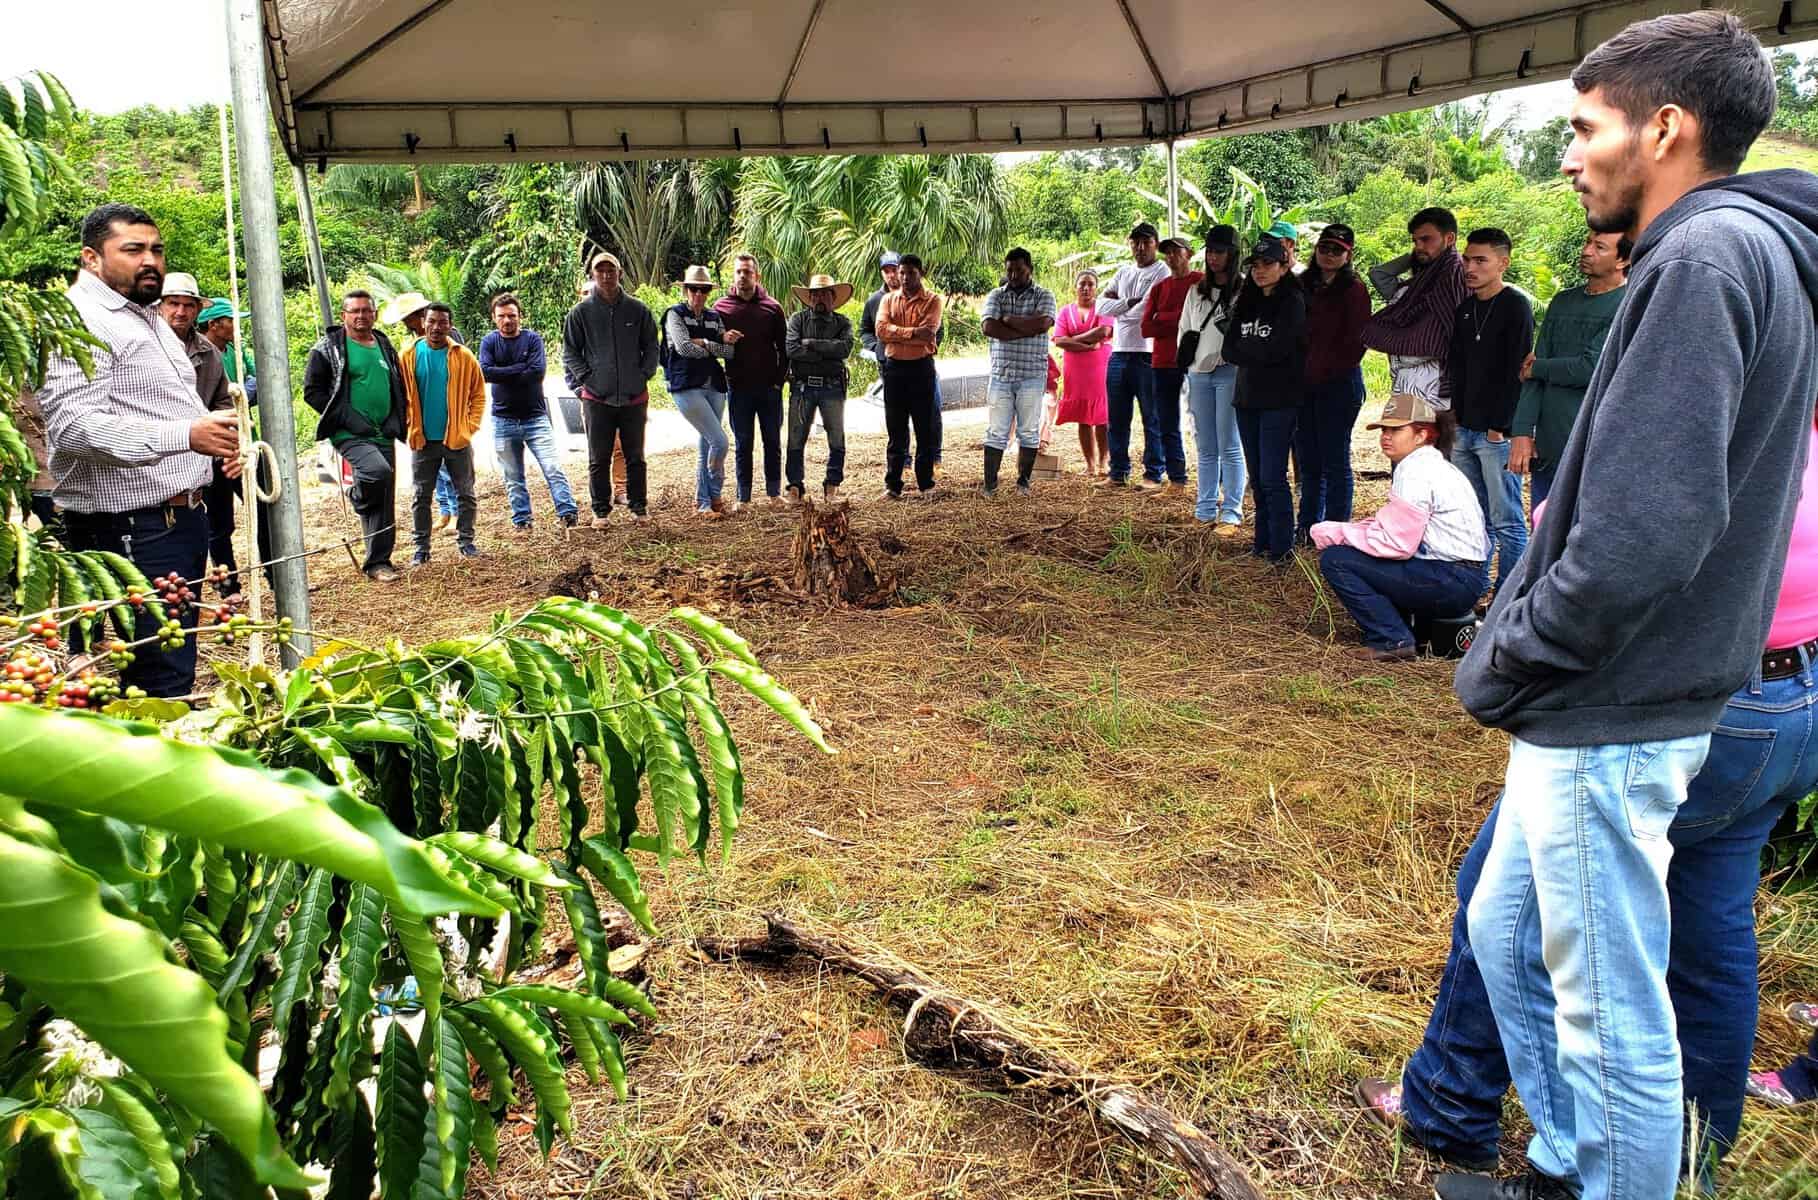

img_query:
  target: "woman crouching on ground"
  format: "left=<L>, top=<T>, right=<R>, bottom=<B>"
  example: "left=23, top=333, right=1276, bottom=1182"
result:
left=1309, top=394, right=1489, bottom=661
left=664, top=266, right=743, bottom=517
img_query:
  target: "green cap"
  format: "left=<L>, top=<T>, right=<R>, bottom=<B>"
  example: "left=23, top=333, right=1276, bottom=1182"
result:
left=1267, top=219, right=1299, bottom=242
left=197, top=298, right=246, bottom=326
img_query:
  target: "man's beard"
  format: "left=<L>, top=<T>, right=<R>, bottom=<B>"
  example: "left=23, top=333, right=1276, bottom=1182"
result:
left=814, top=305, right=831, bottom=315
left=1583, top=183, right=1642, bottom=236
left=124, top=270, right=163, bottom=304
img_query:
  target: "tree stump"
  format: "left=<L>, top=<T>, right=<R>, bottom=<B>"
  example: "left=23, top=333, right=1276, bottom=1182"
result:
left=791, top=499, right=896, bottom=607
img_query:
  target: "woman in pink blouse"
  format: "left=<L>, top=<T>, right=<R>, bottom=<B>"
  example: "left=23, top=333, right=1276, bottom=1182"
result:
left=1052, top=270, right=1114, bottom=477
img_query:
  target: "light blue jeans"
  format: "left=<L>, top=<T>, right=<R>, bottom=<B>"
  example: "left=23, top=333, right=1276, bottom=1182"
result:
left=493, top=414, right=578, bottom=526
left=433, top=463, right=457, bottom=518
left=1467, top=733, right=1712, bottom=1200
left=984, top=375, right=1045, bottom=451
left=672, top=386, right=729, bottom=508
left=1451, top=429, right=1528, bottom=591
left=1186, top=365, right=1243, bottom=524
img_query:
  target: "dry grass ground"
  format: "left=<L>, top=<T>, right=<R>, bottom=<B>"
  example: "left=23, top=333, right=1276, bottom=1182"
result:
left=285, top=423, right=1818, bottom=1200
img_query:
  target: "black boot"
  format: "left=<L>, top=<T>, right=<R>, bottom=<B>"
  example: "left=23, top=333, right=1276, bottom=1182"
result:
left=1015, top=446, right=1039, bottom=494
left=982, top=446, right=1004, bottom=495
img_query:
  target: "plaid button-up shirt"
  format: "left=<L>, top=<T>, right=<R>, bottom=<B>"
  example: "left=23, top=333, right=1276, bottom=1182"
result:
left=37, top=270, right=213, bottom=513
left=982, top=282, right=1056, bottom=382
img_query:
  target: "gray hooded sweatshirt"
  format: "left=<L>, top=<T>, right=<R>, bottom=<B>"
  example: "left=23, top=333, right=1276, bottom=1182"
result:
left=1455, top=170, right=1818, bottom=746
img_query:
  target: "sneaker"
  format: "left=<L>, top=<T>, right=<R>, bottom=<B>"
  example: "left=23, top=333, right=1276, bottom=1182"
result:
left=1166, top=481, right=1190, bottom=495
left=364, top=564, right=400, bottom=583
left=459, top=544, right=482, bottom=559
left=786, top=486, right=804, bottom=505
left=1433, top=1172, right=1576, bottom=1200
left=1131, top=477, right=1162, bottom=493
left=982, top=482, right=998, bottom=498
left=590, top=514, right=611, bottom=529
left=1785, top=1002, right=1818, bottom=1029
left=628, top=510, right=649, bottom=522
left=767, top=494, right=786, bottom=508
left=823, top=485, right=842, bottom=503
left=1214, top=522, right=1245, bottom=539
left=696, top=505, right=726, bottom=520
left=1016, top=481, right=1033, bottom=497
left=881, top=489, right=904, bottom=502
left=511, top=524, right=533, bottom=537
left=1103, top=476, right=1128, bottom=488
left=1353, top=1078, right=1499, bottom=1173
left=1746, top=1071, right=1803, bottom=1107
left=1350, top=643, right=1417, bottom=662
left=410, top=551, right=430, bottom=568
left=613, top=491, right=629, bottom=508
left=559, top=513, right=579, bottom=528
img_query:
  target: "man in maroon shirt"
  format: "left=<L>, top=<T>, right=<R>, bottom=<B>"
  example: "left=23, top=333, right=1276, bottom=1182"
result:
left=1138, top=237, right=1201, bottom=492
left=713, top=253, right=790, bottom=508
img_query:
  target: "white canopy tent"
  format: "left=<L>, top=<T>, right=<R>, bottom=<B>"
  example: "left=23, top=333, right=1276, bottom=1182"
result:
left=259, top=0, right=1815, bottom=163
left=227, top=0, right=1815, bottom=660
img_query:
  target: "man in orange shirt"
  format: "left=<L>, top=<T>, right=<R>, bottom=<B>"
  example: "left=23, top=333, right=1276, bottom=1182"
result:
left=875, top=254, right=943, bottom=498
left=401, top=304, right=487, bottom=564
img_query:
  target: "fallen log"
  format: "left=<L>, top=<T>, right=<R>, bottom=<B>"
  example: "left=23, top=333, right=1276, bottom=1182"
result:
left=697, top=913, right=1265, bottom=1200
left=790, top=499, right=896, bottom=607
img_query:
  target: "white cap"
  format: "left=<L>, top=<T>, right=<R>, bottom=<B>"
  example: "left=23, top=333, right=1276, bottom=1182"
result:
left=161, top=272, right=202, bottom=300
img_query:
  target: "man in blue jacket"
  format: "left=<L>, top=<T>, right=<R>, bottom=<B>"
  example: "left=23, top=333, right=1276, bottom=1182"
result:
left=1443, top=12, right=1818, bottom=1200
left=480, top=293, right=577, bottom=532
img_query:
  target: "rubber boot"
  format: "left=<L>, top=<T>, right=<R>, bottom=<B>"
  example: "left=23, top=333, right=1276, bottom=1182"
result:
left=1015, top=446, right=1039, bottom=494
left=983, top=446, right=1004, bottom=495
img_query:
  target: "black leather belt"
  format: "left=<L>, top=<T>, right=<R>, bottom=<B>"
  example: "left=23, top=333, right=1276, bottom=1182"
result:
left=1762, top=637, right=1818, bottom=681
left=796, top=375, right=843, bottom=390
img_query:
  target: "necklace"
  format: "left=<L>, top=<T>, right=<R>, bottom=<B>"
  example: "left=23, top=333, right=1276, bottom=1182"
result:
left=1472, top=291, right=1501, bottom=341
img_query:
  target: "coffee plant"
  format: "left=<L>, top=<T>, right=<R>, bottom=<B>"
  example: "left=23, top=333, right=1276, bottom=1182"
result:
left=0, top=592, right=833, bottom=1197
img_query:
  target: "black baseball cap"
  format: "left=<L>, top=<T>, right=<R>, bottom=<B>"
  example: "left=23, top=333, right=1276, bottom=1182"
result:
left=1247, top=236, right=1290, bottom=265
left=1204, top=224, right=1240, bottom=252
left=1316, top=223, right=1356, bottom=250
left=1129, top=222, right=1160, bottom=241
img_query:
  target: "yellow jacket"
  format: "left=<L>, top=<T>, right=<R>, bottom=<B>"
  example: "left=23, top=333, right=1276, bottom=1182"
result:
left=401, top=340, right=487, bottom=451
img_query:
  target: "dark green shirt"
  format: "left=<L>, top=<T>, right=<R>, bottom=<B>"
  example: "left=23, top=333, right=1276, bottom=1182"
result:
left=337, top=336, right=393, bottom=446
left=1510, top=283, right=1626, bottom=469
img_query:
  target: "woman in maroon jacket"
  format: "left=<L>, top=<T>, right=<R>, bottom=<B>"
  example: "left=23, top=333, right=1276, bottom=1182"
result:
left=1295, top=223, right=1371, bottom=541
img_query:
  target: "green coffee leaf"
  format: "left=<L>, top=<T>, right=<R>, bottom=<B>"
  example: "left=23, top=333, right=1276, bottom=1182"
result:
left=708, top=660, right=837, bottom=754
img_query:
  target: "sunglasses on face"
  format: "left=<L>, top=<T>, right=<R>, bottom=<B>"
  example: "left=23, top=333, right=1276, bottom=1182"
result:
left=685, top=285, right=712, bottom=294
left=1316, top=242, right=1348, bottom=255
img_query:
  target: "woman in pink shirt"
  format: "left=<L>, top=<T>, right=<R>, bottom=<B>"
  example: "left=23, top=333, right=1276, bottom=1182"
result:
left=1052, top=270, right=1113, bottom=477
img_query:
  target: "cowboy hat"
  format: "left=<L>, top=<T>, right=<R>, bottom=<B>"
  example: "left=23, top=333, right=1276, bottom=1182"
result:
left=678, top=265, right=716, bottom=290
left=160, top=273, right=202, bottom=300
left=790, top=273, right=854, bottom=308
left=380, top=291, right=434, bottom=325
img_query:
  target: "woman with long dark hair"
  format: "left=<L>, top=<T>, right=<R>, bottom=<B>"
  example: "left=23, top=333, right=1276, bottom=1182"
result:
left=1296, top=223, right=1372, bottom=541
left=1222, top=236, right=1306, bottom=564
left=1179, top=224, right=1245, bottom=531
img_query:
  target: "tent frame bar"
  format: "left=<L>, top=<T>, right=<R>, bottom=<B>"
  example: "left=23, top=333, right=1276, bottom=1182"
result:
left=1113, top=0, right=1172, bottom=98
left=295, top=0, right=457, bottom=105
left=776, top=0, right=831, bottom=107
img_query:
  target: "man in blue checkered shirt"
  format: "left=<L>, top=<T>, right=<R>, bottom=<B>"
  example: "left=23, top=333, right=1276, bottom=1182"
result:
left=980, top=248, right=1056, bottom=496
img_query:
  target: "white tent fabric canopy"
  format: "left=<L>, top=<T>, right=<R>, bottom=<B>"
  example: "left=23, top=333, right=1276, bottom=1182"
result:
left=263, top=0, right=1816, bottom=164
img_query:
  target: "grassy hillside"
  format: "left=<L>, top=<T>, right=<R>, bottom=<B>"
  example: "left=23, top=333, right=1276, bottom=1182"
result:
left=1745, top=132, right=1818, bottom=173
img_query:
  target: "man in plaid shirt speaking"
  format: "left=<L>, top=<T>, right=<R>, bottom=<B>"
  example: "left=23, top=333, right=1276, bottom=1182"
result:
left=38, top=204, right=244, bottom=698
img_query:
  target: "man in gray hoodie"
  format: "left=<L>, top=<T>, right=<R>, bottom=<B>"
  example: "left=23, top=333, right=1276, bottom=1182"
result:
left=1442, top=13, right=1818, bottom=1200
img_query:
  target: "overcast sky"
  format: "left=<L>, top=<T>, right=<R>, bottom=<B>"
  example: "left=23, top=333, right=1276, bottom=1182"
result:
left=5, top=3, right=1810, bottom=140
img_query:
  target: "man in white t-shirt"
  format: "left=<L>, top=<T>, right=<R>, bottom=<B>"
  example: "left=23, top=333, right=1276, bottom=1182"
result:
left=1094, top=222, right=1172, bottom=488
left=1309, top=393, right=1490, bottom=660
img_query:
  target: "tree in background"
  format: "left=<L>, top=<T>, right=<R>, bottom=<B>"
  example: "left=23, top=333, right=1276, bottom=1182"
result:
left=1516, top=117, right=1573, bottom=183
left=569, top=159, right=734, bottom=288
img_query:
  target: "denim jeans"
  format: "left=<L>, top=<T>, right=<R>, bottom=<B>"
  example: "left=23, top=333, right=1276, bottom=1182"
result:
left=1150, top=365, right=1189, bottom=483
left=1405, top=651, right=1818, bottom=1178
left=729, top=386, right=784, bottom=502
left=1467, top=733, right=1713, bottom=1200
left=1451, top=429, right=1527, bottom=590
left=1295, top=367, right=1366, bottom=532
left=787, top=384, right=846, bottom=491
left=1530, top=464, right=1557, bottom=525
left=493, top=414, right=578, bottom=527
left=63, top=504, right=210, bottom=698
left=1234, top=405, right=1298, bottom=561
left=1317, top=547, right=1485, bottom=651
left=672, top=386, right=730, bottom=507
left=412, top=441, right=477, bottom=556
left=1105, top=351, right=1160, bottom=483
left=1187, top=367, right=1244, bottom=523
left=985, top=375, right=1045, bottom=451
left=433, top=462, right=458, bottom=518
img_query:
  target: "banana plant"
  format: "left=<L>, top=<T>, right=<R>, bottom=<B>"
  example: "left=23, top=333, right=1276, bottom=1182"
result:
left=0, top=597, right=834, bottom=1197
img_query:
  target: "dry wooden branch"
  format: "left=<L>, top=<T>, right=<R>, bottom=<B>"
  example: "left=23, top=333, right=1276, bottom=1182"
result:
left=790, top=500, right=896, bottom=607
left=698, top=913, right=1265, bottom=1200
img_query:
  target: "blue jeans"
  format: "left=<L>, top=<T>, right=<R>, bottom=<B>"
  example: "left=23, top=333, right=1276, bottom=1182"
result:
left=787, top=384, right=846, bottom=490
left=985, top=375, right=1045, bottom=451
left=1150, top=366, right=1189, bottom=483
left=1105, top=351, right=1160, bottom=483
left=1317, top=547, right=1485, bottom=651
left=673, top=386, right=730, bottom=507
left=433, top=463, right=457, bottom=518
left=1451, top=430, right=1527, bottom=590
left=493, top=414, right=578, bottom=526
left=1295, top=368, right=1366, bottom=532
left=1187, top=367, right=1244, bottom=523
left=1530, top=463, right=1557, bottom=524
left=1405, top=652, right=1818, bottom=1177
left=1468, top=734, right=1713, bottom=1200
left=1234, top=406, right=1297, bottom=561
left=728, top=386, right=784, bottom=501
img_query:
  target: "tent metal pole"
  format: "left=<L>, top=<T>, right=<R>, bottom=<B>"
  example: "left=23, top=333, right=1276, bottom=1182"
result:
left=292, top=162, right=334, bottom=329
left=1165, top=139, right=1179, bottom=239
left=226, top=0, right=314, bottom=663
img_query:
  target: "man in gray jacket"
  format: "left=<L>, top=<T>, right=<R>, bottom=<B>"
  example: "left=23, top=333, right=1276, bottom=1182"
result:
left=1442, top=13, right=1818, bottom=1200
left=561, top=251, right=659, bottom=524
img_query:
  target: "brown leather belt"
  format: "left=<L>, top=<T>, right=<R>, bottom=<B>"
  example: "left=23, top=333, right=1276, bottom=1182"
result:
left=1762, top=637, right=1818, bottom=681
left=162, top=489, right=206, bottom=508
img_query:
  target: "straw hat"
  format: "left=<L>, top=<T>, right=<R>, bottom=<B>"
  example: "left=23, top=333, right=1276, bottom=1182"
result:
left=678, top=265, right=715, bottom=290
left=380, top=291, right=433, bottom=325
left=160, top=273, right=202, bottom=300
left=790, top=273, right=854, bottom=308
